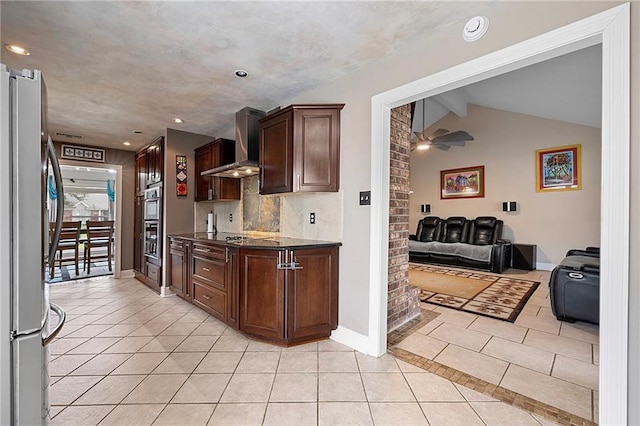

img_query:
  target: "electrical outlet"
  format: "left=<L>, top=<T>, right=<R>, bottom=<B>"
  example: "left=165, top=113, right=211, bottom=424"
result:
left=229, top=214, right=233, bottom=222
left=359, top=191, right=371, bottom=205
left=310, top=212, right=316, bottom=224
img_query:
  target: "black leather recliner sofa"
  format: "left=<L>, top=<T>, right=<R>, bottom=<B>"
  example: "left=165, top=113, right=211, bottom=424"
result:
left=408, top=216, right=511, bottom=273
left=549, top=247, right=600, bottom=325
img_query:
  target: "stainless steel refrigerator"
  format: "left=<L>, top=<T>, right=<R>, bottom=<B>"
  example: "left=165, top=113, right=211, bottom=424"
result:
left=1, top=65, right=66, bottom=424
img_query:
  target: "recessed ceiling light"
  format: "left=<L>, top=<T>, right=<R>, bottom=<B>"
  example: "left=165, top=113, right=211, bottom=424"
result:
left=173, top=118, right=184, bottom=124
left=4, top=44, right=30, bottom=56
left=234, top=70, right=248, bottom=78
left=232, top=171, right=240, bottom=177
left=132, top=130, right=142, bottom=134
left=123, top=141, right=131, bottom=146
left=245, top=168, right=253, bottom=174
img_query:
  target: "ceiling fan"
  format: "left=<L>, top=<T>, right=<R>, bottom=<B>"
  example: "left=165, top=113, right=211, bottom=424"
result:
left=410, top=99, right=474, bottom=151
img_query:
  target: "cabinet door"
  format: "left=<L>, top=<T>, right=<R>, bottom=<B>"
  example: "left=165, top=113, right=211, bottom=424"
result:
left=133, top=196, right=144, bottom=273
left=169, top=248, right=184, bottom=298
left=226, top=248, right=239, bottom=329
left=135, top=152, right=147, bottom=195
left=214, top=177, right=241, bottom=201
left=194, top=145, right=213, bottom=201
left=239, top=249, right=285, bottom=339
left=287, top=247, right=339, bottom=340
left=260, top=112, right=293, bottom=194
left=293, top=108, right=340, bottom=192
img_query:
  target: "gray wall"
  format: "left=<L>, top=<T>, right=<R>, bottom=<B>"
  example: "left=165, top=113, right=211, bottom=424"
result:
left=54, top=141, right=135, bottom=270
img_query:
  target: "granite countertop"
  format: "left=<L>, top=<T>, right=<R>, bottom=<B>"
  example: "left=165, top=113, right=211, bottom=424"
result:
left=169, top=232, right=341, bottom=249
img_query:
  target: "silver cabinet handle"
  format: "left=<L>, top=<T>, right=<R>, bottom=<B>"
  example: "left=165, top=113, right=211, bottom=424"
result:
left=202, top=294, right=211, bottom=300
left=202, top=267, right=210, bottom=272
left=43, top=303, right=66, bottom=346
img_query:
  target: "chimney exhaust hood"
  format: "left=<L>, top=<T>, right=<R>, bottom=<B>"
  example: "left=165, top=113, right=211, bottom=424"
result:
left=202, top=107, right=266, bottom=178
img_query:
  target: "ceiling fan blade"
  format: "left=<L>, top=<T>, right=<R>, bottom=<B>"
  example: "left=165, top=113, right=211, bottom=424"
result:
left=413, top=131, right=426, bottom=142
left=433, top=144, right=451, bottom=151
left=434, top=140, right=466, bottom=147
left=431, top=130, right=474, bottom=144
left=426, top=128, right=450, bottom=141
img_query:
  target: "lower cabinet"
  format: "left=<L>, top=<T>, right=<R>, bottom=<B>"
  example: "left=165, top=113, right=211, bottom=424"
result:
left=169, top=238, right=189, bottom=299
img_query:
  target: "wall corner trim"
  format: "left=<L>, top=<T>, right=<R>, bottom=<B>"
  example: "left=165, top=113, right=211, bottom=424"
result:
left=330, top=326, right=375, bottom=356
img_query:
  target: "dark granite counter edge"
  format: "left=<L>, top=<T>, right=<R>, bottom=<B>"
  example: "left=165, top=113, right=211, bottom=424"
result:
left=168, top=233, right=342, bottom=250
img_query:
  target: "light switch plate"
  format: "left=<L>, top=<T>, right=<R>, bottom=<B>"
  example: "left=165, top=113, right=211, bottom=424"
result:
left=359, top=191, right=371, bottom=205
left=310, top=212, right=316, bottom=224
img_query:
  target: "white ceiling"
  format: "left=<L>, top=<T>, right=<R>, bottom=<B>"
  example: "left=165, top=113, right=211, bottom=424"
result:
left=1, top=1, right=499, bottom=151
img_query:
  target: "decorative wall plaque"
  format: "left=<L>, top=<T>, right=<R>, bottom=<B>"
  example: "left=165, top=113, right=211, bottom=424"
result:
left=61, top=144, right=105, bottom=162
left=176, top=155, right=187, bottom=197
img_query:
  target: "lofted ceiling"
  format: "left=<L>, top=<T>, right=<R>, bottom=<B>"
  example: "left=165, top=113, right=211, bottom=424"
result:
left=1, top=1, right=500, bottom=152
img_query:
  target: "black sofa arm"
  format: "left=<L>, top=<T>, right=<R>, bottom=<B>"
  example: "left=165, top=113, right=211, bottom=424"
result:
left=566, top=249, right=600, bottom=258
left=490, top=241, right=512, bottom=274
left=496, top=239, right=511, bottom=245
left=409, top=234, right=417, bottom=241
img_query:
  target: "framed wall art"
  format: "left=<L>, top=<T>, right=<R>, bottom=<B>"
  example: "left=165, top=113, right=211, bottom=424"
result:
left=536, top=144, right=581, bottom=192
left=440, top=165, right=485, bottom=199
left=176, top=155, right=187, bottom=197
left=61, top=144, right=105, bottom=163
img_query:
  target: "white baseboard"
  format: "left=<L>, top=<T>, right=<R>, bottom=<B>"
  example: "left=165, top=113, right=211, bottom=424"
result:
left=536, top=262, right=556, bottom=271
left=330, top=326, right=374, bottom=355
left=120, top=269, right=135, bottom=278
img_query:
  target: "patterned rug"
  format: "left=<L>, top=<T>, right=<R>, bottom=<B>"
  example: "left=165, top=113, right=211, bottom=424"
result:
left=409, top=263, right=540, bottom=322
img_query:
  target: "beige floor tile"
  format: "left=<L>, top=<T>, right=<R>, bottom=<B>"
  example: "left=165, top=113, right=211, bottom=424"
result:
left=172, top=374, right=232, bottom=403
left=318, top=372, right=366, bottom=402
left=194, top=352, right=243, bottom=373
left=160, top=322, right=200, bottom=336
left=55, top=323, right=86, bottom=338
left=318, top=402, right=373, bottom=425
left=91, top=312, right=133, bottom=325
left=594, top=390, right=599, bottom=423
left=396, top=359, right=428, bottom=373
left=481, top=336, right=554, bottom=374
left=139, top=336, right=187, bottom=352
left=123, top=374, right=188, bottom=404
left=277, top=351, right=318, bottom=373
left=67, top=337, right=121, bottom=355
left=210, top=335, right=249, bottom=352
left=361, top=373, right=415, bottom=402
left=50, top=405, right=115, bottom=426
left=128, top=323, right=171, bottom=337
left=48, top=354, right=94, bottom=376
left=282, top=341, right=318, bottom=352
left=49, top=405, right=65, bottom=419
left=208, top=403, right=266, bottom=426
left=467, top=316, right=527, bottom=343
left=404, top=372, right=465, bottom=402
left=49, top=376, right=102, bottom=405
left=154, top=404, right=216, bottom=425
left=96, top=323, right=143, bottom=338
left=369, top=402, right=429, bottom=425
left=174, top=335, right=218, bottom=352
left=523, top=330, right=593, bottom=363
left=420, top=402, right=485, bottom=425
left=176, top=311, right=209, bottom=323
left=152, top=352, right=206, bottom=374
left=319, top=351, right=359, bottom=372
left=75, top=375, right=145, bottom=405
left=532, top=413, right=562, bottom=426
left=551, top=355, right=599, bottom=390
left=263, top=402, right=317, bottom=426
left=471, top=401, right=542, bottom=425
left=500, top=365, right=592, bottom=419
left=428, top=323, right=491, bottom=351
left=355, top=352, right=401, bottom=372
left=246, top=340, right=283, bottom=352
left=67, top=314, right=106, bottom=325
left=454, top=384, right=497, bottom=402
left=514, top=314, right=561, bottom=335
left=318, top=339, right=353, bottom=352
left=104, top=336, right=154, bottom=353
left=111, top=353, right=169, bottom=375
left=396, top=333, right=448, bottom=360
left=220, top=373, right=275, bottom=402
left=593, top=344, right=599, bottom=365
left=432, top=306, right=478, bottom=327
left=66, top=324, right=114, bottom=338
left=49, top=337, right=89, bottom=355
left=236, top=351, right=281, bottom=373
left=434, top=345, right=508, bottom=384
left=269, top=373, right=317, bottom=402
left=99, top=404, right=164, bottom=426
left=417, top=319, right=443, bottom=335
left=191, top=321, right=227, bottom=336
left=559, top=322, right=600, bottom=345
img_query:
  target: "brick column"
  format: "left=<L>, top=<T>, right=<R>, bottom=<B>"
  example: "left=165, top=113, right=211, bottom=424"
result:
left=387, top=104, right=421, bottom=331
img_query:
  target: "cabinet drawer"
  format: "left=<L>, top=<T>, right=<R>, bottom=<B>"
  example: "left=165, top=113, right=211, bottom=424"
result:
left=193, top=256, right=226, bottom=289
left=146, top=262, right=160, bottom=285
left=169, top=238, right=184, bottom=252
left=193, top=281, right=226, bottom=321
left=192, top=243, right=225, bottom=260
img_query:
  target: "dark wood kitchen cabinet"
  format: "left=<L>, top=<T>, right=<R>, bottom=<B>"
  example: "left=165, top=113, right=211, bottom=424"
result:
left=168, top=237, right=190, bottom=299
left=133, top=196, right=144, bottom=274
left=146, top=137, right=163, bottom=185
left=194, top=138, right=240, bottom=202
left=191, top=242, right=228, bottom=321
left=135, top=150, right=146, bottom=196
left=259, top=104, right=344, bottom=195
left=239, top=246, right=339, bottom=345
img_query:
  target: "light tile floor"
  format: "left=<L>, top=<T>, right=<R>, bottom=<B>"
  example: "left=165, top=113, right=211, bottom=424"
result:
left=49, top=275, right=555, bottom=425
left=399, top=267, right=599, bottom=423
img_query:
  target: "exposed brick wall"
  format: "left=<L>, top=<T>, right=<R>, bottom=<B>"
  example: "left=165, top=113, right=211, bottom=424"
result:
left=388, top=104, right=421, bottom=331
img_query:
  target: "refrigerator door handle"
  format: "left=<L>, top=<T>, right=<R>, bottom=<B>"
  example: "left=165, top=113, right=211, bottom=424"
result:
left=42, top=303, right=65, bottom=346
left=47, top=136, right=64, bottom=265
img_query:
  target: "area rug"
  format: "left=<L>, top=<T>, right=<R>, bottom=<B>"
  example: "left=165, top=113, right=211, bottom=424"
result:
left=409, top=263, right=540, bottom=323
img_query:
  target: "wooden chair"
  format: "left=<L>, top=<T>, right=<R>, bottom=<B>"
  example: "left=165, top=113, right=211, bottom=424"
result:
left=84, top=220, right=114, bottom=274
left=49, top=221, right=81, bottom=280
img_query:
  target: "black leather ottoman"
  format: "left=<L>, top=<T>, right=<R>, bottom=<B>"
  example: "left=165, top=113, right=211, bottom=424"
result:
left=549, top=249, right=600, bottom=325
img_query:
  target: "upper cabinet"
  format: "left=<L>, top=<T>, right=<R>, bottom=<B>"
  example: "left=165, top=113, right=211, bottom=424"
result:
left=146, top=137, right=164, bottom=186
left=194, top=138, right=240, bottom=202
left=259, top=104, right=344, bottom=195
left=135, top=150, right=147, bottom=196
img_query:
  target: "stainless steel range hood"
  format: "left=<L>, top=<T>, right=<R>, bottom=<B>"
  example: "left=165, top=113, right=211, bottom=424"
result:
left=201, top=107, right=266, bottom=178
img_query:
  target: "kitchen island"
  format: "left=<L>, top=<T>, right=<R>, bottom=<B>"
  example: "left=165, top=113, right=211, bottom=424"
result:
left=168, top=233, right=340, bottom=346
